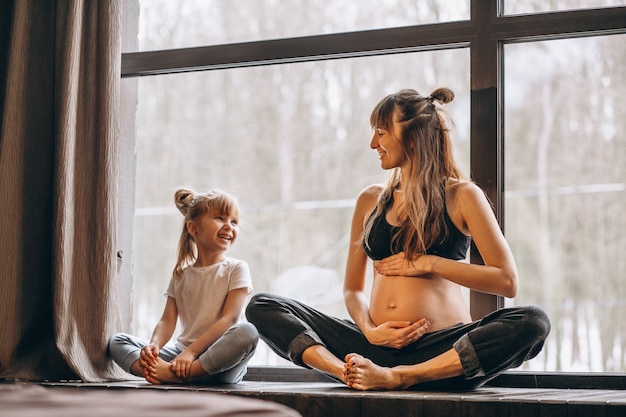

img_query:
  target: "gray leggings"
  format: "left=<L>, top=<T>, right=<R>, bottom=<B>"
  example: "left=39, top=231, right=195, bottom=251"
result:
left=108, top=322, right=258, bottom=384
left=246, top=293, right=550, bottom=390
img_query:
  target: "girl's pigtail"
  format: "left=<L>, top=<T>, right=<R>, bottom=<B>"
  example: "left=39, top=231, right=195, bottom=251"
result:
left=173, top=188, right=197, bottom=277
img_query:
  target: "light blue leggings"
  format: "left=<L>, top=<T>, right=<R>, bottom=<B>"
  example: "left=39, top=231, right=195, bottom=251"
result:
left=108, top=322, right=258, bottom=384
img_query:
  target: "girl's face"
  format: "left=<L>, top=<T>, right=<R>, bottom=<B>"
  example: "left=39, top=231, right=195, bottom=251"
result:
left=190, top=209, right=239, bottom=253
left=370, top=114, right=405, bottom=170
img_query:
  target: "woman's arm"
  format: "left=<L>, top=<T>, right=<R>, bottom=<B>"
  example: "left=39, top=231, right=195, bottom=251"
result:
left=343, top=186, right=379, bottom=331
left=375, top=181, right=518, bottom=298
left=434, top=181, right=518, bottom=297
left=343, top=186, right=428, bottom=348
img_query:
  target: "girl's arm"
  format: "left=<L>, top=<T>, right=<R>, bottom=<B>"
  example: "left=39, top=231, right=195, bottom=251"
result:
left=375, top=181, right=519, bottom=298
left=149, top=296, right=179, bottom=346
left=139, top=296, right=178, bottom=369
left=169, top=287, right=249, bottom=377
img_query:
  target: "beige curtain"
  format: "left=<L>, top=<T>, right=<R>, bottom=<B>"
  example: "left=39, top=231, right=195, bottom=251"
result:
left=0, top=0, right=128, bottom=381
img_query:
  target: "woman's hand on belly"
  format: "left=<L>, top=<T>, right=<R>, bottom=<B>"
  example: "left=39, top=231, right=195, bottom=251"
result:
left=363, top=318, right=431, bottom=349
left=373, top=252, right=434, bottom=277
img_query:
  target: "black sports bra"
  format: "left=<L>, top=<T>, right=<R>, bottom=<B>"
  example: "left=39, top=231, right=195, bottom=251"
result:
left=362, top=206, right=471, bottom=261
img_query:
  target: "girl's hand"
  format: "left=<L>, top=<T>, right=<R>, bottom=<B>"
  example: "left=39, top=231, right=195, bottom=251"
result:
left=138, top=343, right=159, bottom=374
left=364, top=318, right=431, bottom=349
left=170, top=350, right=196, bottom=379
left=374, top=252, right=433, bottom=277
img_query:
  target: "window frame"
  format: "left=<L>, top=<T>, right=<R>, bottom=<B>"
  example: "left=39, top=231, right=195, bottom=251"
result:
left=120, top=1, right=626, bottom=387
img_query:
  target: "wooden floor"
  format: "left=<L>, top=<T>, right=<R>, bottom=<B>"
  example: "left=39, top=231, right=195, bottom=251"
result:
left=37, top=378, right=626, bottom=417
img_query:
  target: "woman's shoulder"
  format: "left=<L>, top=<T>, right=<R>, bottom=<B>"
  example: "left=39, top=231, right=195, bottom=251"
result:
left=446, top=178, right=485, bottom=202
left=357, top=183, right=384, bottom=200
left=445, top=179, right=489, bottom=233
left=355, top=183, right=384, bottom=210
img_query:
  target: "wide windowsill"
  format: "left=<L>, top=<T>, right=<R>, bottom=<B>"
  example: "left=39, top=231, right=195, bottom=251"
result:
left=244, top=366, right=626, bottom=390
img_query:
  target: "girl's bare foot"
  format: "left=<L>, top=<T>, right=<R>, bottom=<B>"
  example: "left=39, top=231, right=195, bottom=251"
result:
left=130, top=360, right=147, bottom=378
left=145, top=357, right=184, bottom=385
left=343, top=353, right=404, bottom=390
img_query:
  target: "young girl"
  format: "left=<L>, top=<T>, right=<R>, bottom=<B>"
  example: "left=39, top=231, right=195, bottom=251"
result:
left=109, top=188, right=258, bottom=384
left=247, top=88, right=550, bottom=390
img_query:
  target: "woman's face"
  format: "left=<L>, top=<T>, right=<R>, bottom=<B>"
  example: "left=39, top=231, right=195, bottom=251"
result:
left=370, top=113, right=405, bottom=170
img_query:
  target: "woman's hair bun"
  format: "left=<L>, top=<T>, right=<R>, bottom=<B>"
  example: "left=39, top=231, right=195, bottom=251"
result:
left=430, top=87, right=454, bottom=104
left=174, top=188, right=196, bottom=215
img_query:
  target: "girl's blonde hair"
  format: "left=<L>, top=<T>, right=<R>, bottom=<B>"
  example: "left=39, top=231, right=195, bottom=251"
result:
left=363, top=87, right=466, bottom=260
left=173, top=188, right=240, bottom=276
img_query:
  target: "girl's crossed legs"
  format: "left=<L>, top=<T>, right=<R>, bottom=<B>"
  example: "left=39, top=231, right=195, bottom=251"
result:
left=108, top=322, right=258, bottom=384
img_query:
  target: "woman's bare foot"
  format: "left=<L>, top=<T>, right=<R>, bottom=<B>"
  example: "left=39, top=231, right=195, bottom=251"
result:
left=145, top=357, right=184, bottom=385
left=301, top=344, right=349, bottom=383
left=343, top=353, right=405, bottom=390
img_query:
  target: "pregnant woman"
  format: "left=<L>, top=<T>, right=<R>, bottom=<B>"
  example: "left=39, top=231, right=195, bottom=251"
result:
left=246, top=87, right=550, bottom=390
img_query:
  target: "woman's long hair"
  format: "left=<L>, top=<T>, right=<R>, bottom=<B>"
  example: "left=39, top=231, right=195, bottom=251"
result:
left=172, top=188, right=240, bottom=277
left=363, top=87, right=466, bottom=260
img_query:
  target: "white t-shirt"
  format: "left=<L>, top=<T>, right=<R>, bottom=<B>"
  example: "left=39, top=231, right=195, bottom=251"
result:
left=165, top=257, right=253, bottom=350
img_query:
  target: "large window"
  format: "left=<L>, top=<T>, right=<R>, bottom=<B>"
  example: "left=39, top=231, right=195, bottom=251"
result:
left=122, top=1, right=626, bottom=373
left=504, top=34, right=626, bottom=372
left=131, top=50, right=470, bottom=365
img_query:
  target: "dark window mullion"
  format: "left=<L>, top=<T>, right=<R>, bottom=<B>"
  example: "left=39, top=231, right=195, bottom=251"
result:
left=469, top=0, right=503, bottom=319
left=121, top=22, right=474, bottom=78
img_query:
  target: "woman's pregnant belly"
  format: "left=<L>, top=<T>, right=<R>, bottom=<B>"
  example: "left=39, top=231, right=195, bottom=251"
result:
left=369, top=273, right=472, bottom=331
